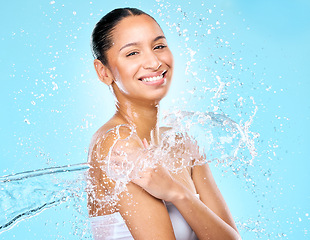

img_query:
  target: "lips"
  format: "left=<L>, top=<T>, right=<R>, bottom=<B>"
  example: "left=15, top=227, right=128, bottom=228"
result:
left=139, top=70, right=167, bottom=83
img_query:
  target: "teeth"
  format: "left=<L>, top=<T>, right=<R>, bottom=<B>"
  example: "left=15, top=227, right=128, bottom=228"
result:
left=141, top=72, right=165, bottom=82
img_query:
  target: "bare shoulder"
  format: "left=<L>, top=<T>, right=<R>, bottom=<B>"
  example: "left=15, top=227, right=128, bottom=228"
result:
left=87, top=124, right=175, bottom=238
left=87, top=117, right=140, bottom=215
left=88, top=119, right=122, bottom=154
left=88, top=114, right=140, bottom=158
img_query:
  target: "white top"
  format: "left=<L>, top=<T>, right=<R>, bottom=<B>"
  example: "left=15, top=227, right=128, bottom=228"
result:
left=90, top=195, right=199, bottom=240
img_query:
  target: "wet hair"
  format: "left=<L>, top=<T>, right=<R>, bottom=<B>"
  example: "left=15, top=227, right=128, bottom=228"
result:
left=91, top=8, right=156, bottom=66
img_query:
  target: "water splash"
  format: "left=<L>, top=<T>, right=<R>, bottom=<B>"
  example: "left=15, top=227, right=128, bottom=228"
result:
left=87, top=110, right=257, bottom=212
left=1, top=1, right=278, bottom=238
left=0, top=108, right=257, bottom=234
left=162, top=110, right=257, bottom=164
left=0, top=163, right=88, bottom=233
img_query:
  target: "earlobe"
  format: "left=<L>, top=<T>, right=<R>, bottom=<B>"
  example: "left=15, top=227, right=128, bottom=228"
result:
left=93, top=59, right=114, bottom=85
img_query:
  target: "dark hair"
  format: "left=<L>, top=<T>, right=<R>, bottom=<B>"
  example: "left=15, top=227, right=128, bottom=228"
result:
left=91, top=8, right=155, bottom=66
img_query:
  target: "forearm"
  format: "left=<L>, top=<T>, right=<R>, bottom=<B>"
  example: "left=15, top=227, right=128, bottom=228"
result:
left=170, top=186, right=241, bottom=240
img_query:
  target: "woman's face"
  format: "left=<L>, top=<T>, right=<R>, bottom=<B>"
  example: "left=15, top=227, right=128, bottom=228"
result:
left=106, top=14, right=174, bottom=103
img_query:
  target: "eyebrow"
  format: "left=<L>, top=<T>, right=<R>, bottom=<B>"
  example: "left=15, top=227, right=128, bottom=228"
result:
left=119, top=35, right=166, bottom=52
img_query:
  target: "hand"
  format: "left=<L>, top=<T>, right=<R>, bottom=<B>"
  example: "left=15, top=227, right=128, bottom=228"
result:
left=131, top=139, right=183, bottom=202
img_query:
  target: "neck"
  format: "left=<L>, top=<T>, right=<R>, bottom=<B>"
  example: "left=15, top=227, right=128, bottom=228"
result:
left=115, top=98, right=160, bottom=145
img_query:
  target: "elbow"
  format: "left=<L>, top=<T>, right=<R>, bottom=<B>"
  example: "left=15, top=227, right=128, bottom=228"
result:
left=233, top=232, right=242, bottom=240
left=226, top=228, right=241, bottom=240
left=230, top=224, right=241, bottom=240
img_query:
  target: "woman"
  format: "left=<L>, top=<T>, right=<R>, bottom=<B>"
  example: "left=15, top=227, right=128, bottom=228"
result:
left=87, top=7, right=241, bottom=240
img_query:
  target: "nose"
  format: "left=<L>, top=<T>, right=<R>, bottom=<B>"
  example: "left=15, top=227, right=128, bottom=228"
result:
left=143, top=51, right=162, bottom=70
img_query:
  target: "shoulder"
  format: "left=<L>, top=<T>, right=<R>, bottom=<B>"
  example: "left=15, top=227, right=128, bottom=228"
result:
left=89, top=123, right=143, bottom=161
left=88, top=119, right=144, bottom=179
left=88, top=120, right=120, bottom=155
left=87, top=118, right=144, bottom=215
left=89, top=114, right=141, bottom=159
left=160, top=126, right=202, bottom=163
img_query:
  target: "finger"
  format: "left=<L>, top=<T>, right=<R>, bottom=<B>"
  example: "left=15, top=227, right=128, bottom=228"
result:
left=142, top=138, right=149, bottom=148
left=131, top=175, right=148, bottom=187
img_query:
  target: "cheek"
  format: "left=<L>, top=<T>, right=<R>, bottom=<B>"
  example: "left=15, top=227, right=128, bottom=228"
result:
left=170, top=54, right=174, bottom=68
left=112, top=64, right=128, bottom=82
left=118, top=60, right=140, bottom=78
left=113, top=64, right=138, bottom=93
left=163, top=51, right=174, bottom=68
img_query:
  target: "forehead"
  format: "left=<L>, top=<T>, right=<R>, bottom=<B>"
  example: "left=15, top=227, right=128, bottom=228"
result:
left=111, top=15, right=164, bottom=46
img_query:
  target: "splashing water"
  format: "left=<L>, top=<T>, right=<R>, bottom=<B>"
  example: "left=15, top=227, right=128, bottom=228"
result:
left=0, top=110, right=256, bottom=234
left=4, top=0, right=292, bottom=238
left=80, top=110, right=258, bottom=212
left=162, top=110, right=258, bottom=164
left=0, top=163, right=88, bottom=233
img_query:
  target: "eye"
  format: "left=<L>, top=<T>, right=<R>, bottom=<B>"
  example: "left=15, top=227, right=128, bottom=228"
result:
left=126, top=51, right=139, bottom=57
left=154, top=44, right=167, bottom=50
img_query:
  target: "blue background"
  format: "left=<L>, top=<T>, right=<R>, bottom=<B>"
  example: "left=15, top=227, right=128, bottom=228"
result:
left=1, top=0, right=309, bottom=239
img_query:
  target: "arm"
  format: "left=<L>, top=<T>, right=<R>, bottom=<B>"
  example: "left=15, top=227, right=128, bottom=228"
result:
left=87, top=128, right=176, bottom=239
left=175, top=163, right=240, bottom=239
left=133, top=163, right=241, bottom=240
left=117, top=183, right=176, bottom=239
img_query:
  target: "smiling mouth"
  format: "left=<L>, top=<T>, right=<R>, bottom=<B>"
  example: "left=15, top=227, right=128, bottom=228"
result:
left=139, top=70, right=167, bottom=82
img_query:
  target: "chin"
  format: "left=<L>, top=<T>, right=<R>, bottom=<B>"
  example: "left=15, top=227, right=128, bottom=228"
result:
left=148, top=90, right=170, bottom=104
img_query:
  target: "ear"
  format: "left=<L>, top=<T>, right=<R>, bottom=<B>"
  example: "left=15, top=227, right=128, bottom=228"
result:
left=93, top=59, right=114, bottom=85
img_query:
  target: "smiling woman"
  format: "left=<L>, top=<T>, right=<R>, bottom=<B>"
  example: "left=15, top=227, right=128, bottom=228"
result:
left=1, top=0, right=310, bottom=239
left=87, top=8, right=240, bottom=240
left=93, top=13, right=173, bottom=102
